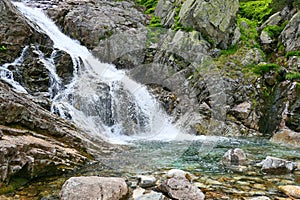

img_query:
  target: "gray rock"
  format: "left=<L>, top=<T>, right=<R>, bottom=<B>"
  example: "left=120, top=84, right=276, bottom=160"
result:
left=137, top=175, right=157, bottom=188
left=222, top=148, right=247, bottom=166
left=157, top=176, right=205, bottom=200
left=260, top=31, right=272, bottom=44
left=0, top=129, right=3, bottom=139
left=178, top=0, right=239, bottom=48
left=136, top=191, right=167, bottom=200
left=60, top=176, right=128, bottom=200
left=230, top=102, right=251, bottom=120
left=241, top=48, right=264, bottom=66
left=155, top=0, right=175, bottom=27
left=281, top=12, right=300, bottom=52
left=260, top=156, right=296, bottom=174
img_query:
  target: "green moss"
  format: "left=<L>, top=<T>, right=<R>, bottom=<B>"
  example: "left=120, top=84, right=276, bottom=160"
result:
left=286, top=51, right=300, bottom=59
left=149, top=16, right=162, bottom=27
left=286, top=72, right=300, bottom=81
left=220, top=45, right=238, bottom=56
left=263, top=21, right=288, bottom=38
left=0, top=178, right=28, bottom=194
left=251, top=63, right=280, bottom=75
left=239, top=0, right=272, bottom=24
left=238, top=17, right=260, bottom=48
left=0, top=45, right=7, bottom=51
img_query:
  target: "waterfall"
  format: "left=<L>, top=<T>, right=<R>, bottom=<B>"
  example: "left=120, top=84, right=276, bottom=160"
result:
left=12, top=2, right=182, bottom=143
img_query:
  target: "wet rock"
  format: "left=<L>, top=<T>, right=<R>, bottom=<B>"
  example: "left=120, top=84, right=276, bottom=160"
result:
left=137, top=175, right=157, bottom=188
left=278, top=185, right=300, bottom=198
left=60, top=176, right=128, bottom=200
left=177, top=0, right=239, bottom=48
left=53, top=50, right=74, bottom=86
left=271, top=128, right=300, bottom=147
left=157, top=176, right=205, bottom=200
left=260, top=156, right=296, bottom=174
left=222, top=148, right=247, bottom=166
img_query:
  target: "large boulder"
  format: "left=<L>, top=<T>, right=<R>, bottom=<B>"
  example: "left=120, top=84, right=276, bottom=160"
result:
left=178, top=0, right=239, bottom=48
left=222, top=148, right=247, bottom=167
left=260, top=156, right=296, bottom=174
left=60, top=176, right=128, bottom=200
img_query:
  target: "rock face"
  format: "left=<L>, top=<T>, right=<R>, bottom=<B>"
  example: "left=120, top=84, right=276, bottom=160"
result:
left=0, top=80, right=103, bottom=185
left=0, top=0, right=52, bottom=64
left=47, top=0, right=147, bottom=50
left=178, top=0, right=239, bottom=48
left=260, top=156, right=296, bottom=174
left=60, top=176, right=128, bottom=200
left=281, top=12, right=300, bottom=52
left=158, top=169, right=205, bottom=200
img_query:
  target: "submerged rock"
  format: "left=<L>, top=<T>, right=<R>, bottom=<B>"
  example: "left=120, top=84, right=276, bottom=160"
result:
left=278, top=185, right=300, bottom=198
left=222, top=148, right=247, bottom=166
left=60, top=176, right=128, bottom=200
left=260, top=156, right=296, bottom=174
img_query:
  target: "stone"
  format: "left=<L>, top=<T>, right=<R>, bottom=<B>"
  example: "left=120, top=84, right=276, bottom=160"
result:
left=166, top=169, right=192, bottom=181
left=241, top=48, right=264, bottom=66
left=60, top=176, right=128, bottom=200
left=222, top=148, right=247, bottom=166
left=230, top=102, right=251, bottom=120
left=178, top=0, right=239, bottom=48
left=0, top=129, right=3, bottom=139
left=244, top=196, right=271, bottom=200
left=137, top=175, right=157, bottom=188
left=135, top=191, right=166, bottom=200
left=271, top=128, right=300, bottom=147
left=260, top=156, right=296, bottom=174
left=278, top=185, right=300, bottom=198
left=157, top=177, right=205, bottom=200
left=260, top=31, right=272, bottom=44
left=155, top=0, right=175, bottom=27
left=132, top=187, right=145, bottom=199
left=281, top=12, right=300, bottom=52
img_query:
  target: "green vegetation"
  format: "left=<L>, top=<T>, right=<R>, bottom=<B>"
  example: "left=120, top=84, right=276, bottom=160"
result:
left=135, top=0, right=162, bottom=27
left=0, top=178, right=28, bottom=194
left=238, top=17, right=260, bottom=48
left=149, top=16, right=162, bottom=27
left=239, top=0, right=272, bottom=24
left=220, top=45, right=238, bottom=56
left=286, top=51, right=300, bottom=59
left=0, top=45, right=7, bottom=51
left=263, top=21, right=288, bottom=38
left=251, top=63, right=280, bottom=75
left=286, top=72, right=300, bottom=81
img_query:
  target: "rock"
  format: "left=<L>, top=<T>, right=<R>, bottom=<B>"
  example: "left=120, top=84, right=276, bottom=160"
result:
left=278, top=185, right=300, bottom=198
left=166, top=169, right=192, bottom=181
left=222, top=148, right=247, bottom=166
left=47, top=0, right=147, bottom=50
left=135, top=191, right=167, bottom=200
left=178, top=0, right=239, bottom=48
left=157, top=176, right=205, bottom=200
left=132, top=187, right=145, bottom=199
left=260, top=31, right=272, bottom=44
left=241, top=48, right=264, bottom=66
left=137, top=175, right=157, bottom=188
left=244, top=197, right=271, bottom=200
left=155, top=0, right=175, bottom=27
left=281, top=12, right=300, bottom=52
left=264, top=71, right=278, bottom=86
left=260, top=156, right=296, bottom=174
left=0, top=129, right=3, bottom=139
left=230, top=102, right=251, bottom=120
left=60, top=176, right=128, bottom=200
left=271, top=128, right=300, bottom=147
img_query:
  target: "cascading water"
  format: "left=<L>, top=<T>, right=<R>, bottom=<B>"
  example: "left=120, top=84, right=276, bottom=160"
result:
left=12, top=1, right=182, bottom=143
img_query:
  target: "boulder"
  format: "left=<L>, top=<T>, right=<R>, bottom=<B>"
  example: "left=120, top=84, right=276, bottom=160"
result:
left=278, top=185, right=300, bottom=198
left=178, top=0, right=239, bottom=48
left=135, top=191, right=167, bottom=200
left=270, top=128, right=300, bottom=147
left=60, top=176, right=128, bottom=200
left=230, top=102, right=251, bottom=120
left=222, top=148, right=247, bottom=166
left=260, top=156, right=296, bottom=174
left=166, top=169, right=192, bottom=181
left=241, top=48, right=264, bottom=66
left=157, top=176, right=205, bottom=200
left=155, top=0, right=175, bottom=27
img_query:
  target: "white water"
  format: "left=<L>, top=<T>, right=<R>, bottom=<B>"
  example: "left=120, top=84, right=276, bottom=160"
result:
left=13, top=2, right=187, bottom=144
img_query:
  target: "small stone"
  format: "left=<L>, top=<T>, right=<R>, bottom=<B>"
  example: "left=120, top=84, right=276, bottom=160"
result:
left=166, top=169, right=192, bottom=181
left=135, top=191, right=166, bottom=200
left=278, top=185, right=300, bottom=198
left=132, top=187, right=145, bottom=199
left=222, top=148, right=247, bottom=166
left=137, top=175, right=157, bottom=188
